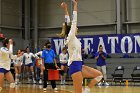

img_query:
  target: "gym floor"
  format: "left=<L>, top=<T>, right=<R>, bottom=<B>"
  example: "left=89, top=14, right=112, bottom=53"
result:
left=1, top=84, right=140, bottom=93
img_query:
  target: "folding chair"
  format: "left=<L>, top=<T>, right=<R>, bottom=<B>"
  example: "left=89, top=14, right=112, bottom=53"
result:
left=111, top=66, right=124, bottom=85
left=131, top=66, right=140, bottom=85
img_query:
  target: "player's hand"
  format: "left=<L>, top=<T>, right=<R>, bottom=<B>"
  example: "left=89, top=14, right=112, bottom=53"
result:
left=41, top=65, right=45, bottom=70
left=61, top=2, right=67, bottom=9
left=72, top=0, right=78, bottom=5
left=9, top=39, right=13, bottom=44
left=55, top=64, right=59, bottom=69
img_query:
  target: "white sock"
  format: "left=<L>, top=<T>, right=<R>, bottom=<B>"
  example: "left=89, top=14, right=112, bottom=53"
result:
left=32, top=72, right=35, bottom=80
left=83, top=87, right=90, bottom=93
left=15, top=74, right=18, bottom=82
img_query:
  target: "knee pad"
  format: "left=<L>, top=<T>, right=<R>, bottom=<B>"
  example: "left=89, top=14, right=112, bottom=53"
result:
left=0, top=87, right=2, bottom=92
left=60, top=70, right=64, bottom=76
left=95, top=75, right=103, bottom=82
left=10, top=83, right=15, bottom=88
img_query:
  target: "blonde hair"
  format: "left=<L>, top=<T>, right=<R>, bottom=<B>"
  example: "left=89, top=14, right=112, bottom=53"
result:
left=57, top=22, right=71, bottom=38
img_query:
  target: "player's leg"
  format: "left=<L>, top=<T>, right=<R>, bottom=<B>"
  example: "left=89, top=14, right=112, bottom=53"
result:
left=69, top=61, right=83, bottom=93
left=14, top=66, right=19, bottom=84
left=0, top=72, right=4, bottom=92
left=63, top=65, right=68, bottom=84
left=71, top=71, right=83, bottom=93
left=60, top=65, right=65, bottom=84
left=82, top=65, right=103, bottom=93
left=30, top=65, right=36, bottom=83
left=39, top=65, right=44, bottom=84
left=96, top=66, right=103, bottom=85
left=17, top=66, right=22, bottom=84
left=5, top=71, right=15, bottom=93
left=25, top=65, right=31, bottom=82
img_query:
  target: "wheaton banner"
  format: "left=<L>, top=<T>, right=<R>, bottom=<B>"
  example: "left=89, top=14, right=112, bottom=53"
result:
left=51, top=34, right=140, bottom=55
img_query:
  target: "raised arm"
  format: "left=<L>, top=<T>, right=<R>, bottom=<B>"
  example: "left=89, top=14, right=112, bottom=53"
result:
left=65, top=0, right=78, bottom=45
left=61, top=2, right=70, bottom=24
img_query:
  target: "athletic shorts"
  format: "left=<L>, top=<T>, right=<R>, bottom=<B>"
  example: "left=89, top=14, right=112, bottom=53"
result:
left=25, top=63, right=33, bottom=67
left=0, top=68, right=10, bottom=74
left=69, top=61, right=83, bottom=76
left=61, top=63, right=68, bottom=66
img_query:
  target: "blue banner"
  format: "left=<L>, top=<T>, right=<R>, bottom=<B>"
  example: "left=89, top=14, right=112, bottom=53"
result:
left=51, top=34, right=140, bottom=55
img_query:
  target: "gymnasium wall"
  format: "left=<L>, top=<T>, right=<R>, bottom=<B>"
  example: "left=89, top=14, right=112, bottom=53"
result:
left=38, top=0, right=116, bottom=38
left=0, top=0, right=140, bottom=50
left=38, top=0, right=140, bottom=38
left=0, top=0, right=23, bottom=52
left=128, top=0, right=140, bottom=33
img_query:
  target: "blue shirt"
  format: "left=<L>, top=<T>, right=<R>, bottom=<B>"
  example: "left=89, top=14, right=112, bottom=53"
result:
left=42, top=49, right=56, bottom=63
left=95, top=51, right=107, bottom=66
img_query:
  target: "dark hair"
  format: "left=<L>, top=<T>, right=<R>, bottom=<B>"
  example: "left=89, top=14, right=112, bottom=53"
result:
left=99, top=45, right=103, bottom=48
left=65, top=22, right=71, bottom=37
left=62, top=47, right=67, bottom=51
left=26, top=46, right=29, bottom=50
left=45, top=40, right=51, bottom=47
left=2, top=38, right=9, bottom=47
left=16, top=49, right=21, bottom=55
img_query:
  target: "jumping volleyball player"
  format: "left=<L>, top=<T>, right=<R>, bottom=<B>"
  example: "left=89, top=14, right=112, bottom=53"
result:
left=14, top=50, right=24, bottom=85
left=0, top=38, right=16, bottom=93
left=57, top=0, right=103, bottom=93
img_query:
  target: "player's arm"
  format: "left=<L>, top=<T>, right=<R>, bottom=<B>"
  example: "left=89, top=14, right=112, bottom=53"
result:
left=61, top=2, right=70, bottom=24
left=65, top=0, right=78, bottom=45
left=35, top=52, right=40, bottom=59
left=41, top=50, right=46, bottom=70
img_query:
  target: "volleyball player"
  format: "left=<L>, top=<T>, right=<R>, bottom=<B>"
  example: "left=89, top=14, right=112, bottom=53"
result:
left=57, top=1, right=103, bottom=93
left=59, top=47, right=68, bottom=84
left=14, top=50, right=24, bottom=85
left=23, top=47, right=36, bottom=83
left=0, top=38, right=16, bottom=93
left=35, top=50, right=44, bottom=84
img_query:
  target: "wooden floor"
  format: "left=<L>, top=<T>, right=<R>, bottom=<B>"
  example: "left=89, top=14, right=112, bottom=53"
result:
left=1, top=84, right=140, bottom=93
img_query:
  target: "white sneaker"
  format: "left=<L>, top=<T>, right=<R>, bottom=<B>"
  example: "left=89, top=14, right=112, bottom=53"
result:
left=61, top=80, right=63, bottom=84
left=39, top=80, right=43, bottom=84
left=28, top=78, right=31, bottom=83
left=33, top=80, right=36, bottom=84
left=53, top=88, right=58, bottom=91
left=15, top=81, right=18, bottom=85
left=104, top=82, right=109, bottom=86
left=63, top=80, right=66, bottom=84
left=97, top=82, right=102, bottom=86
left=43, top=88, right=47, bottom=91
left=82, top=87, right=90, bottom=93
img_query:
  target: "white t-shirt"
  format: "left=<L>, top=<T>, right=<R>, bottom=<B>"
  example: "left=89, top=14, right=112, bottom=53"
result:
left=23, top=53, right=35, bottom=65
left=59, top=53, right=68, bottom=64
left=35, top=51, right=43, bottom=64
left=35, top=51, right=42, bottom=58
left=0, top=46, right=17, bottom=70
left=14, top=56, right=23, bottom=66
